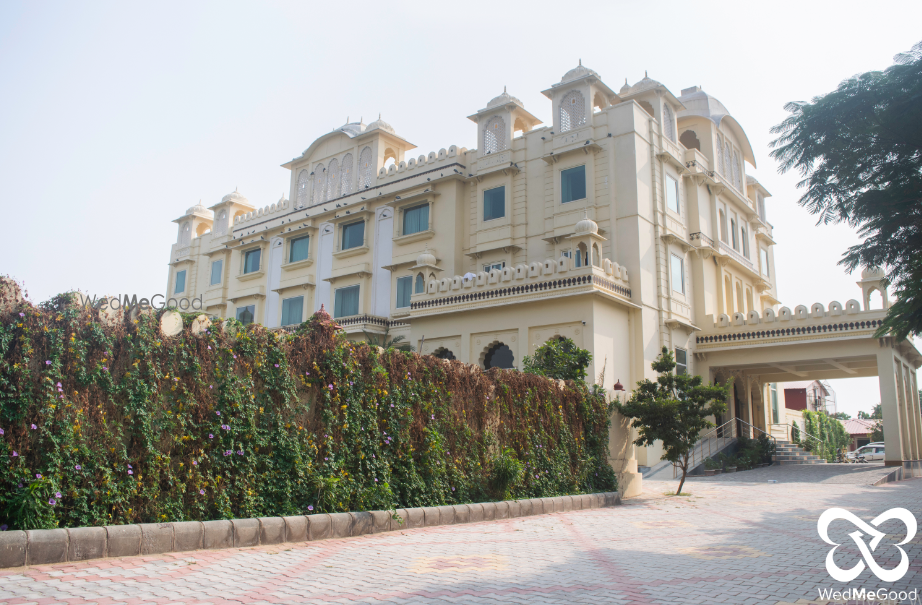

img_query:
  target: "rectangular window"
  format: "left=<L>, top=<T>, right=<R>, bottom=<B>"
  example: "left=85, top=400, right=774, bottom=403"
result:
left=740, top=225, right=749, bottom=258
left=289, top=236, right=310, bottom=263
left=670, top=254, right=685, bottom=294
left=675, top=347, right=688, bottom=375
left=342, top=221, right=365, bottom=250
left=731, top=217, right=739, bottom=251
left=483, top=261, right=505, bottom=272
left=483, top=186, right=505, bottom=221
left=236, top=305, right=255, bottom=325
left=243, top=249, right=261, bottom=274
left=561, top=165, right=586, bottom=203
left=402, top=204, right=429, bottom=235
left=760, top=248, right=770, bottom=277
left=174, top=270, right=186, bottom=294
left=210, top=260, right=223, bottom=286
left=665, top=175, right=679, bottom=213
left=280, top=296, right=304, bottom=327
left=333, top=285, right=359, bottom=318
left=396, top=276, right=412, bottom=308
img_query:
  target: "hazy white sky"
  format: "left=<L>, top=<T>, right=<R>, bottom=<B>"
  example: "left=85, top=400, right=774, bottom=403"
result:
left=1, top=0, right=919, bottom=418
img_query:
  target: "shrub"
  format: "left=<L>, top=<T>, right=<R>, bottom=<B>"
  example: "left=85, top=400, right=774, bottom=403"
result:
left=0, top=296, right=616, bottom=530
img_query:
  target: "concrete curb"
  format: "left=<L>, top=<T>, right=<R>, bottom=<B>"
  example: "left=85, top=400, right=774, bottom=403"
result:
left=0, top=491, right=621, bottom=569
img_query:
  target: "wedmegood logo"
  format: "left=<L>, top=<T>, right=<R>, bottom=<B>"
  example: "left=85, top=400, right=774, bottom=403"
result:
left=817, top=507, right=917, bottom=582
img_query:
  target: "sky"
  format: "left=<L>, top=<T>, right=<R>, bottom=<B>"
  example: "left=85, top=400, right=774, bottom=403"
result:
left=1, top=0, right=920, bottom=419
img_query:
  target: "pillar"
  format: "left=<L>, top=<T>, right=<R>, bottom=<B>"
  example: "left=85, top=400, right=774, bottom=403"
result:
left=902, top=361, right=921, bottom=460
left=877, top=348, right=906, bottom=466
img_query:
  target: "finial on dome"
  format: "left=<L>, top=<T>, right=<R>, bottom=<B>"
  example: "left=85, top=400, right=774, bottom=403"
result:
left=378, top=113, right=381, bottom=119
left=645, top=70, right=648, bottom=78
left=579, top=58, right=582, bottom=66
left=625, top=78, right=628, bottom=85
left=504, top=85, right=507, bottom=93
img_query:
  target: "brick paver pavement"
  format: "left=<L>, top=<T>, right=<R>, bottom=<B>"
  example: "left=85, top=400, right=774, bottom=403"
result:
left=1, top=464, right=919, bottom=605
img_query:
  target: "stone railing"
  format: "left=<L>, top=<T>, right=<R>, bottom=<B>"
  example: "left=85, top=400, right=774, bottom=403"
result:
left=689, top=231, right=715, bottom=248
left=413, top=271, right=631, bottom=312
left=0, top=492, right=620, bottom=568
left=377, top=145, right=467, bottom=180
left=718, top=241, right=754, bottom=270
left=234, top=198, right=291, bottom=226
left=336, top=315, right=409, bottom=329
left=420, top=256, right=630, bottom=301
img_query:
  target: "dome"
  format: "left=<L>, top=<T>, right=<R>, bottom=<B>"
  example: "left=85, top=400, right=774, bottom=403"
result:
left=221, top=188, right=249, bottom=205
left=365, top=114, right=396, bottom=135
left=338, top=120, right=366, bottom=137
left=558, top=60, right=600, bottom=86
left=185, top=201, right=214, bottom=218
left=621, top=72, right=664, bottom=96
left=574, top=211, right=598, bottom=235
left=487, top=87, right=524, bottom=109
left=676, top=86, right=731, bottom=124
left=861, top=266, right=885, bottom=279
left=416, top=248, right=437, bottom=266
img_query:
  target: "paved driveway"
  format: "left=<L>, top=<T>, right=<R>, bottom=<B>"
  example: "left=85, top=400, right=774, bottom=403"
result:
left=1, top=465, right=919, bottom=605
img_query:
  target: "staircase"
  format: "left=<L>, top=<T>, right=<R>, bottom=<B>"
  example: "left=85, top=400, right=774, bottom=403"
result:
left=773, top=440, right=827, bottom=465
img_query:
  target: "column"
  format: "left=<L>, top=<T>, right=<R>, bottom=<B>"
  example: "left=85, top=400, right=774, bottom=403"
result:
left=902, top=362, right=921, bottom=460
left=877, top=348, right=905, bottom=465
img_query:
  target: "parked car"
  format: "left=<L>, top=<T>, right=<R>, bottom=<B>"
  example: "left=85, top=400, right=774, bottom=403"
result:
left=849, top=443, right=885, bottom=462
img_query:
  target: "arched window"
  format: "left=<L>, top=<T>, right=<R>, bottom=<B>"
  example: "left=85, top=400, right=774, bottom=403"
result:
left=559, top=90, right=586, bottom=133
left=592, top=92, right=609, bottom=112
left=484, top=342, right=514, bottom=369
left=716, top=138, right=724, bottom=175
left=313, top=164, right=326, bottom=205
left=575, top=243, right=588, bottom=268
left=358, top=147, right=373, bottom=189
left=414, top=273, right=425, bottom=294
left=483, top=115, right=506, bottom=154
left=592, top=244, right=601, bottom=267
left=732, top=150, right=741, bottom=190
left=383, top=147, right=397, bottom=166
left=196, top=223, right=211, bottom=237
left=327, top=158, right=340, bottom=200
left=513, top=117, right=528, bottom=136
left=180, top=222, right=191, bottom=246
left=724, top=142, right=733, bottom=178
left=434, top=348, right=456, bottom=361
left=638, top=101, right=655, bottom=117
left=736, top=283, right=744, bottom=314
left=340, top=153, right=354, bottom=196
left=663, top=103, right=676, bottom=142
left=297, top=169, right=310, bottom=208
left=746, top=288, right=753, bottom=314
left=719, top=210, right=727, bottom=242
left=679, top=130, right=700, bottom=150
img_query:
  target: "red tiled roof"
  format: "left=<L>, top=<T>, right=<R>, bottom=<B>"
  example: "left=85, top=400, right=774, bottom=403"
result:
left=843, top=418, right=876, bottom=435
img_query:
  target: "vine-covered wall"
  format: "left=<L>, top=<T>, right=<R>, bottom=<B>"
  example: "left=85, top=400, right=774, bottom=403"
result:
left=0, top=291, right=615, bottom=530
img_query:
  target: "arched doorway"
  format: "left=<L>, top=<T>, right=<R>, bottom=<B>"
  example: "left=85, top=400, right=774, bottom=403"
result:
left=434, top=347, right=456, bottom=361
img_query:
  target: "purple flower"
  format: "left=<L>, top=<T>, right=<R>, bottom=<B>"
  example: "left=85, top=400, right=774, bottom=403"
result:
left=31, top=424, right=37, bottom=430
left=12, top=451, right=17, bottom=457
left=209, top=385, right=213, bottom=389
left=36, top=473, right=42, bottom=479
left=233, top=355, right=237, bottom=359
left=431, top=415, right=435, bottom=420
left=192, top=461, right=197, bottom=465
left=209, top=434, right=213, bottom=439
left=0, top=428, right=3, bottom=435
left=328, top=384, right=333, bottom=390
left=451, top=487, right=455, bottom=492
left=324, top=457, right=328, bottom=461
left=207, top=346, right=212, bottom=350
left=55, top=492, right=62, bottom=498
left=17, top=483, right=22, bottom=487
left=390, top=404, right=394, bottom=408
left=216, top=411, right=221, bottom=416
left=374, top=478, right=378, bottom=482
left=305, top=371, right=310, bottom=376
left=237, top=450, right=243, bottom=456
left=103, top=366, right=108, bottom=371
left=56, top=382, right=61, bottom=387
left=75, top=465, right=81, bottom=470
left=199, top=489, right=205, bottom=495
left=49, top=498, right=56, bottom=505
left=128, top=464, right=132, bottom=469
left=274, top=364, right=279, bottom=368
left=308, top=505, right=314, bottom=511
left=45, top=360, right=51, bottom=365
left=128, top=470, right=133, bottom=475
left=535, top=474, right=539, bottom=478
left=18, top=312, right=24, bottom=317
left=0, top=524, right=7, bottom=531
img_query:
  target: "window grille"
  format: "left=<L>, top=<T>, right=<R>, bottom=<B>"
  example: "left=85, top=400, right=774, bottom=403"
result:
left=675, top=348, right=688, bottom=375
left=326, top=158, right=340, bottom=201
left=724, top=142, right=732, bottom=178
left=732, top=151, right=741, bottom=190
left=297, top=169, right=310, bottom=208
left=340, top=153, right=354, bottom=196
left=716, top=139, right=724, bottom=175
left=313, top=164, right=326, bottom=205
left=358, top=147, right=373, bottom=190
left=483, top=116, right=506, bottom=154
left=663, top=103, right=676, bottom=142
left=559, top=90, right=585, bottom=133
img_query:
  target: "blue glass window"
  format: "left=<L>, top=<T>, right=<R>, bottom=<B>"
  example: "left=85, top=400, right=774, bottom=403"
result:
left=483, top=186, right=505, bottom=221
left=210, top=260, right=222, bottom=286
left=289, top=236, right=310, bottom=263
left=243, top=249, right=261, bottom=274
left=396, top=276, right=412, bottom=308
left=281, top=296, right=304, bottom=326
left=561, top=165, right=586, bottom=203
left=236, top=305, right=255, bottom=325
left=334, top=285, right=359, bottom=318
left=342, top=221, right=365, bottom=250
left=174, top=270, right=186, bottom=294
left=402, top=204, right=429, bottom=235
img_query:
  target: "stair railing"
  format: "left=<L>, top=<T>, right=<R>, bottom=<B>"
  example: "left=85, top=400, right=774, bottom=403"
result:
left=770, top=422, right=824, bottom=451
left=673, top=418, right=776, bottom=478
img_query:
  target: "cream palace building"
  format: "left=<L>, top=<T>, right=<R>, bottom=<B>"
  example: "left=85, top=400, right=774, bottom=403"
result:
left=166, top=63, right=922, bottom=490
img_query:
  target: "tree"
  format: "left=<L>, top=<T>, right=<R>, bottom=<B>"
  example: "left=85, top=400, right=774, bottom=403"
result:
left=363, top=327, right=415, bottom=351
left=614, top=347, right=730, bottom=495
left=770, top=41, right=922, bottom=340
left=871, top=420, right=885, bottom=443
left=831, top=412, right=851, bottom=420
left=522, top=337, right=592, bottom=382
left=858, top=404, right=883, bottom=420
